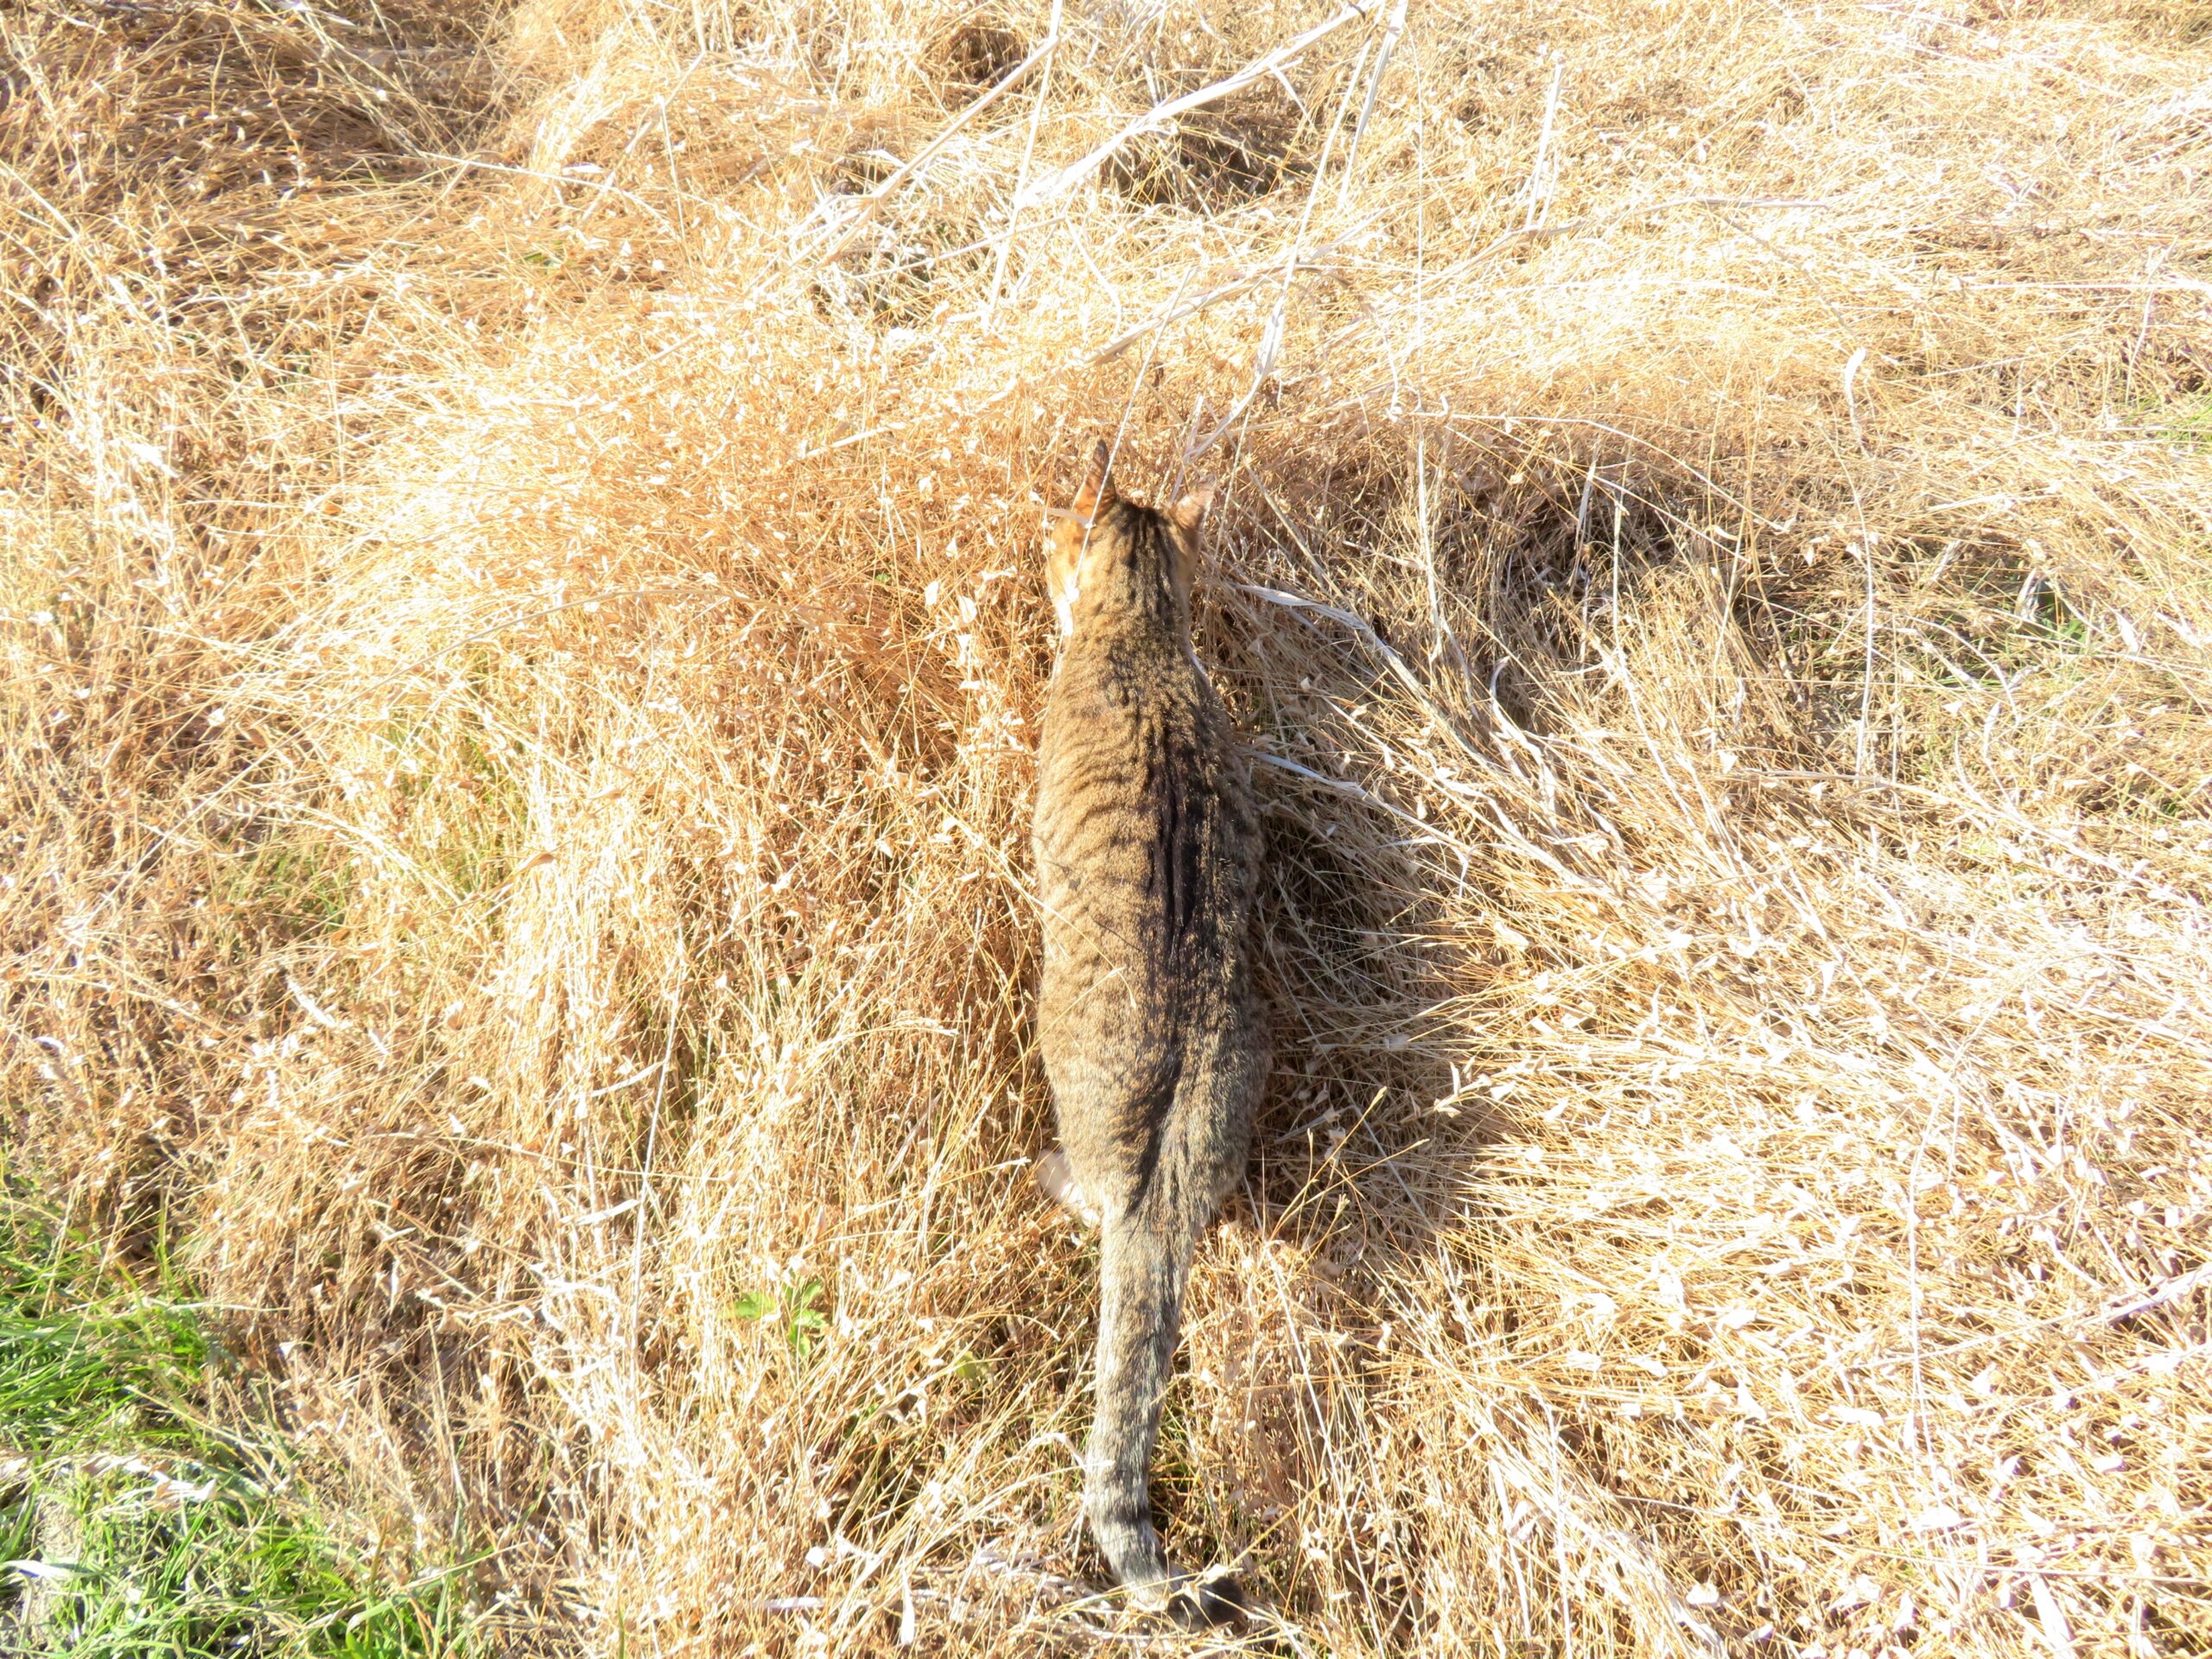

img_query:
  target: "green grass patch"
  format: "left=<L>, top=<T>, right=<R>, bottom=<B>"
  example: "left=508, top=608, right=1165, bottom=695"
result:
left=2163, top=393, right=2212, bottom=452
left=217, top=837, right=354, bottom=943
left=0, top=1179, right=475, bottom=1656
left=733, top=1274, right=830, bottom=1364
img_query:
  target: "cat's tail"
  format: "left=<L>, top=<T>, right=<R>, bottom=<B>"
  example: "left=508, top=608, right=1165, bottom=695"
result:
left=1088, top=1185, right=1246, bottom=1627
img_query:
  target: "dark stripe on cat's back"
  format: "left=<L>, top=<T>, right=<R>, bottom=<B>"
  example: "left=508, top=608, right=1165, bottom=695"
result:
left=1149, top=742, right=1206, bottom=954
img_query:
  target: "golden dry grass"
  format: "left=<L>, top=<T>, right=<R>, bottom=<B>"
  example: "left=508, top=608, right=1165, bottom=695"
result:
left=6, top=0, right=2212, bottom=1653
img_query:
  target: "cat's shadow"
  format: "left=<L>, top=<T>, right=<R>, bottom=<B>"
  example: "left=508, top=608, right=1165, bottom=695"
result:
left=1158, top=460, right=1693, bottom=1637
left=1147, top=595, right=1510, bottom=1643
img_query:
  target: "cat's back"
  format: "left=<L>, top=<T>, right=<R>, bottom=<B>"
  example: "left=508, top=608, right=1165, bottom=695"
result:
left=1031, top=458, right=1259, bottom=1027
left=1038, top=630, right=1220, bottom=827
left=1035, top=625, right=1254, bottom=990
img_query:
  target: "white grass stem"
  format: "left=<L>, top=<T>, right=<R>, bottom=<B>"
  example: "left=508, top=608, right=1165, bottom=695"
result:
left=1520, top=54, right=1564, bottom=231
left=814, top=33, right=1060, bottom=265
left=1012, top=1, right=1378, bottom=212
left=984, top=0, right=1064, bottom=326
left=1336, top=0, right=1407, bottom=213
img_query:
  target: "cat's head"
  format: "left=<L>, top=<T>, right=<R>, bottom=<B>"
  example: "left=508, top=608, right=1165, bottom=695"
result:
left=1045, top=439, right=1214, bottom=640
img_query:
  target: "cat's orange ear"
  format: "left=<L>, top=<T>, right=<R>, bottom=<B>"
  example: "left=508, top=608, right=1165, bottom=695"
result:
left=1169, top=480, right=1216, bottom=541
left=1073, top=439, right=1116, bottom=517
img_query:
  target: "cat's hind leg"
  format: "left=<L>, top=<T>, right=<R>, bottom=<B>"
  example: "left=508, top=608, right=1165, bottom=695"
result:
left=1033, top=1147, right=1103, bottom=1229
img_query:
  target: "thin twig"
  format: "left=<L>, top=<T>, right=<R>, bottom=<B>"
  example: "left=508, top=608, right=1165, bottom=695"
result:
left=812, top=34, right=1059, bottom=265
left=1336, top=0, right=1407, bottom=213
left=1012, top=2, right=1377, bottom=212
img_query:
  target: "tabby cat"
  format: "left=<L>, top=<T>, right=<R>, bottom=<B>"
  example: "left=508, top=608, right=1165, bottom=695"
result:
left=1031, top=440, right=1268, bottom=1625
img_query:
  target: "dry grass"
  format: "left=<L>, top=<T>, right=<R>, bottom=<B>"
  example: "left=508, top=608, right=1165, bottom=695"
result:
left=6, top=0, right=2212, bottom=1652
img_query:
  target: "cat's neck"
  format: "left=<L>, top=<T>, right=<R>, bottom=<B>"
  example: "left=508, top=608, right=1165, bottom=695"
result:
left=1065, top=549, right=1185, bottom=644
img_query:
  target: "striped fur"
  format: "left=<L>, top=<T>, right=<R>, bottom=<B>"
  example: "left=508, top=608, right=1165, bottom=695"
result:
left=1032, top=442, right=1268, bottom=1625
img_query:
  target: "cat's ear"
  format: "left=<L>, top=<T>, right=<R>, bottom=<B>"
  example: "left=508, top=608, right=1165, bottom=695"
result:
left=1169, top=480, right=1216, bottom=542
left=1073, top=439, right=1116, bottom=517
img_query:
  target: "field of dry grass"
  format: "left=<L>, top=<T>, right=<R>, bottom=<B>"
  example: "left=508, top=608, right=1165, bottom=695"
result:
left=6, top=0, right=2212, bottom=1652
